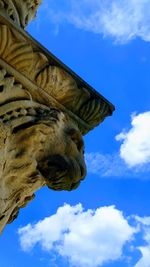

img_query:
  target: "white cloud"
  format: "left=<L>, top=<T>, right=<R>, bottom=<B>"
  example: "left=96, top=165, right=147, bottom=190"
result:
left=116, top=112, right=150, bottom=167
left=18, top=204, right=150, bottom=267
left=18, top=204, right=136, bottom=267
left=135, top=216, right=150, bottom=227
left=38, top=0, right=150, bottom=43
left=85, top=111, right=150, bottom=178
left=134, top=216, right=150, bottom=267
left=135, top=246, right=150, bottom=267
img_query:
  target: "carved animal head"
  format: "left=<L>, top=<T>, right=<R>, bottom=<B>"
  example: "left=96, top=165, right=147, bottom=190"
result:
left=0, top=69, right=87, bottom=231
left=36, top=108, right=87, bottom=191
left=2, top=103, right=86, bottom=193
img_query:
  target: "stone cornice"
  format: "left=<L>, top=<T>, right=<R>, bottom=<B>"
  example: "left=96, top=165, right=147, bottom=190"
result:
left=0, top=12, right=115, bottom=135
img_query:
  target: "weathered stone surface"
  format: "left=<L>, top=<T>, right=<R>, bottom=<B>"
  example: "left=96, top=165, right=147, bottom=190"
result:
left=0, top=20, right=114, bottom=134
left=0, top=1, right=115, bottom=233
left=0, top=0, right=42, bottom=28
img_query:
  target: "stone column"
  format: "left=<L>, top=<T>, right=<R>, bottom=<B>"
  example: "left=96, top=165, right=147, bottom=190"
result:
left=0, top=0, right=114, bottom=233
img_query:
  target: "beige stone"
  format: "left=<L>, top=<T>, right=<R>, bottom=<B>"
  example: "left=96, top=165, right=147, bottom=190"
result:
left=0, top=1, right=115, bottom=233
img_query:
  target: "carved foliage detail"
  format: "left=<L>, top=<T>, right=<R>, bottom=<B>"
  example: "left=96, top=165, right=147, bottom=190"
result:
left=0, top=24, right=33, bottom=74
left=0, top=0, right=20, bottom=26
left=0, top=0, right=42, bottom=28
left=0, top=23, right=112, bottom=131
left=36, top=66, right=90, bottom=113
left=0, top=68, right=30, bottom=107
left=36, top=63, right=112, bottom=126
left=79, top=98, right=112, bottom=126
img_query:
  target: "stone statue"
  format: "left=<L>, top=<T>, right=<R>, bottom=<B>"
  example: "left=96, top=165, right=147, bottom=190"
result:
left=0, top=0, right=114, bottom=233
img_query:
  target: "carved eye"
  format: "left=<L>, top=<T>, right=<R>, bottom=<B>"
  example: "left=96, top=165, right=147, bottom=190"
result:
left=72, top=136, right=81, bottom=151
left=67, top=128, right=84, bottom=153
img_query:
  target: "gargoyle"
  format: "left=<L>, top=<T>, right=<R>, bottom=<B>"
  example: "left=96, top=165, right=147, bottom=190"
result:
left=0, top=81, right=86, bottom=232
left=0, top=0, right=114, bottom=233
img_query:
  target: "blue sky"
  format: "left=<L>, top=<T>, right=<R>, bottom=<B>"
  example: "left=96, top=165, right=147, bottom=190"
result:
left=1, top=0, right=150, bottom=266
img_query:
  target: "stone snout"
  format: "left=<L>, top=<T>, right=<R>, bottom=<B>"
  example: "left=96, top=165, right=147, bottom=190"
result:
left=0, top=107, right=86, bottom=233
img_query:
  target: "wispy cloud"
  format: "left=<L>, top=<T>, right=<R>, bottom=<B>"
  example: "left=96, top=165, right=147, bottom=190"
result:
left=37, top=0, right=150, bottom=43
left=85, top=152, right=129, bottom=177
left=85, top=152, right=150, bottom=179
left=18, top=203, right=150, bottom=267
left=85, top=111, right=150, bottom=178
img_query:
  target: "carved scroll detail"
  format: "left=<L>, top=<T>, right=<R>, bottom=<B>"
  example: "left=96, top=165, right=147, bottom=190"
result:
left=0, top=68, right=55, bottom=134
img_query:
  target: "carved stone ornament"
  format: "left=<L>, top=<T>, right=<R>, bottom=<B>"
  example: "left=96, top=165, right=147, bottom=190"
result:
left=0, top=0, right=115, bottom=233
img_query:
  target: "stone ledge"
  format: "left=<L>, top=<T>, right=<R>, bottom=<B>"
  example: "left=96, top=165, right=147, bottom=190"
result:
left=0, top=12, right=115, bottom=135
